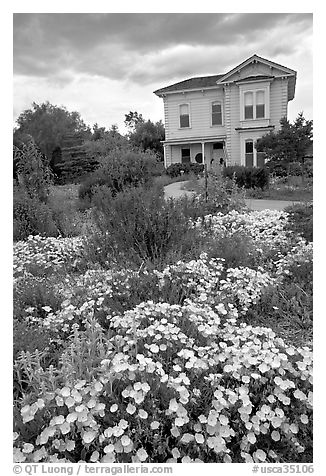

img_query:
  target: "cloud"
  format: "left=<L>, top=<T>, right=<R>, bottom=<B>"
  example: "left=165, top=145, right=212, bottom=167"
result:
left=14, top=13, right=312, bottom=83
left=13, top=13, right=313, bottom=130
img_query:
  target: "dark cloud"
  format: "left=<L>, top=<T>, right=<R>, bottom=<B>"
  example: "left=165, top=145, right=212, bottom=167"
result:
left=13, top=13, right=312, bottom=85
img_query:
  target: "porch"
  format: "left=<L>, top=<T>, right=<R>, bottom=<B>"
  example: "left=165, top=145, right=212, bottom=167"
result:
left=163, top=137, right=228, bottom=172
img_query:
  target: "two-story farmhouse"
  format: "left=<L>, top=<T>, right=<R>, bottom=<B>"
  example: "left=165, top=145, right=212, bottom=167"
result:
left=154, top=54, right=296, bottom=171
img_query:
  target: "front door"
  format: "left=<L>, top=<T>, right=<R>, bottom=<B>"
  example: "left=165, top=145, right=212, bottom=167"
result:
left=211, top=142, right=226, bottom=172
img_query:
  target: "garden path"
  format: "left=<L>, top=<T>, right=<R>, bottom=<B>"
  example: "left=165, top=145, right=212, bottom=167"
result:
left=164, top=181, right=301, bottom=211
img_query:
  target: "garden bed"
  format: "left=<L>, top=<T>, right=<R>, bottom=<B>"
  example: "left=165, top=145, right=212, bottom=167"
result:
left=13, top=204, right=313, bottom=464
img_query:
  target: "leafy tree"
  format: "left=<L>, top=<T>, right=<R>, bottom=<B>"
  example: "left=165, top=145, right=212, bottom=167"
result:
left=255, top=113, right=313, bottom=165
left=14, top=101, right=91, bottom=160
left=128, top=118, right=165, bottom=160
left=83, top=125, right=129, bottom=159
left=124, top=111, right=144, bottom=131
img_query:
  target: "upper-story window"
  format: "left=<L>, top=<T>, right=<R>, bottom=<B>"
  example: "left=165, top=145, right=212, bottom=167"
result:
left=244, top=90, right=266, bottom=120
left=179, top=104, right=190, bottom=128
left=212, top=101, right=223, bottom=126
left=244, top=92, right=254, bottom=119
left=256, top=90, right=265, bottom=119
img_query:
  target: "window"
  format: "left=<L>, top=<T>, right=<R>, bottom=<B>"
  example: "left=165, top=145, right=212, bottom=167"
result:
left=212, top=102, right=222, bottom=126
left=179, top=104, right=190, bottom=128
left=245, top=140, right=254, bottom=167
left=195, top=153, right=203, bottom=164
left=256, top=90, right=265, bottom=119
left=244, top=92, right=254, bottom=120
left=181, top=148, right=191, bottom=164
left=243, top=89, right=266, bottom=120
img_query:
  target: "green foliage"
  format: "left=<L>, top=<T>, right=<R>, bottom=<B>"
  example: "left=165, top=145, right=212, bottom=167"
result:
left=284, top=203, right=313, bottom=242
left=166, top=163, right=204, bottom=177
left=88, top=186, right=202, bottom=268
left=13, top=190, right=59, bottom=241
left=223, top=165, right=269, bottom=190
left=14, top=101, right=91, bottom=160
left=14, top=138, right=53, bottom=202
left=78, top=150, right=158, bottom=203
left=197, top=172, right=247, bottom=214
left=83, top=126, right=129, bottom=158
left=128, top=120, right=165, bottom=159
left=14, top=276, right=63, bottom=323
left=124, top=111, right=144, bottom=130
left=206, top=231, right=256, bottom=269
left=256, top=113, right=313, bottom=165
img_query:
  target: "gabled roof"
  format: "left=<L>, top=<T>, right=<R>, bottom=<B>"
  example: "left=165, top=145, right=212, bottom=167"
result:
left=153, top=54, right=297, bottom=100
left=154, top=74, right=224, bottom=96
left=216, top=54, right=297, bottom=84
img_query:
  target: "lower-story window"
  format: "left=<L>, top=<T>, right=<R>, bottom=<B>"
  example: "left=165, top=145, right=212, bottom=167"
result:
left=245, top=140, right=254, bottom=167
left=181, top=148, right=191, bottom=164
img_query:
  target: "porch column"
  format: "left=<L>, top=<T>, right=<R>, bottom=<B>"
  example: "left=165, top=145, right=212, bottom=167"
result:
left=163, top=145, right=167, bottom=168
left=201, top=141, right=205, bottom=166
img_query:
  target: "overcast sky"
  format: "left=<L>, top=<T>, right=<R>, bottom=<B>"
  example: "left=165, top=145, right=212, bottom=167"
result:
left=13, top=13, right=313, bottom=133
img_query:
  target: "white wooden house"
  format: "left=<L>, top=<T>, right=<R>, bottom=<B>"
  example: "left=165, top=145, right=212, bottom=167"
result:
left=154, top=54, right=296, bottom=171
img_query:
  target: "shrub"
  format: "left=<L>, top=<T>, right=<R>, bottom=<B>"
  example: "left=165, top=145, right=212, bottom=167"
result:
left=288, top=162, right=303, bottom=176
left=13, top=190, right=59, bottom=241
left=78, top=150, right=158, bottom=203
left=196, top=172, right=247, bottom=214
left=205, top=231, right=256, bottom=268
left=284, top=203, right=313, bottom=242
left=14, top=139, right=53, bottom=202
left=166, top=163, right=204, bottom=178
left=88, top=186, right=203, bottom=268
left=14, top=275, right=63, bottom=323
left=223, top=166, right=269, bottom=190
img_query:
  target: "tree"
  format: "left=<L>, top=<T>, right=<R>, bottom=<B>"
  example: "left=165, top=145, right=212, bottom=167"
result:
left=128, top=118, right=165, bottom=160
left=124, top=111, right=144, bottom=131
left=83, top=125, right=129, bottom=159
left=14, top=101, right=91, bottom=160
left=255, top=113, right=313, bottom=165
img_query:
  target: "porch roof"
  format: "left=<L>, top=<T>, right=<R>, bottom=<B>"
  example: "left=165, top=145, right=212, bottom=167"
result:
left=163, top=136, right=226, bottom=146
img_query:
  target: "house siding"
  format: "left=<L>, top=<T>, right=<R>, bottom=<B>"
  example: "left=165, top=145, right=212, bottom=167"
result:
left=164, top=89, right=226, bottom=141
left=157, top=56, right=295, bottom=168
left=227, top=84, right=241, bottom=165
left=270, top=78, right=289, bottom=130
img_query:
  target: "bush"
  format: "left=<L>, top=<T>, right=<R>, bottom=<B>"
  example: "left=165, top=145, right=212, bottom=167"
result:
left=14, top=139, right=53, bottom=202
left=205, top=231, right=256, bottom=268
left=87, top=186, right=203, bottom=267
left=223, top=166, right=269, bottom=189
left=14, top=190, right=59, bottom=241
left=78, top=150, right=158, bottom=203
left=288, top=162, right=303, bottom=176
left=166, top=163, right=204, bottom=178
left=284, top=203, right=313, bottom=242
left=196, top=172, right=247, bottom=214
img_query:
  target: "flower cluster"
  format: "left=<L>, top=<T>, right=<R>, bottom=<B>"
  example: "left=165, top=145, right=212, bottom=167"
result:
left=274, top=240, right=313, bottom=281
left=14, top=235, right=85, bottom=279
left=13, top=208, right=313, bottom=464
left=14, top=301, right=312, bottom=463
left=192, top=210, right=293, bottom=258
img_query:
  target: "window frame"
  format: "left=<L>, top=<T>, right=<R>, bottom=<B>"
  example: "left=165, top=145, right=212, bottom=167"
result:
left=244, top=139, right=254, bottom=167
left=211, top=100, right=223, bottom=127
left=179, top=103, right=191, bottom=129
left=239, top=84, right=270, bottom=122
